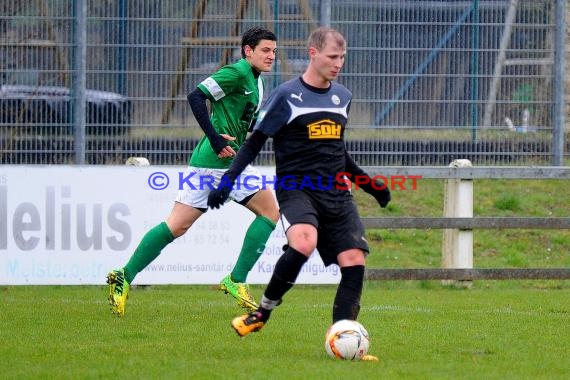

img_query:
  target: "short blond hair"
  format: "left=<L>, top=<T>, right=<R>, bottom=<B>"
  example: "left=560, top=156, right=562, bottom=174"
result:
left=307, top=27, right=346, bottom=51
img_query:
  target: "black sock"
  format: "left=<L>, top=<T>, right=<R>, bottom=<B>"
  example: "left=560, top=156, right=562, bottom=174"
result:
left=255, top=296, right=279, bottom=322
left=332, top=265, right=365, bottom=322
left=261, top=246, right=308, bottom=316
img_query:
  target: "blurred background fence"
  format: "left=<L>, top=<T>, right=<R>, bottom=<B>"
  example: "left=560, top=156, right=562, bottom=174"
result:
left=0, top=0, right=567, bottom=166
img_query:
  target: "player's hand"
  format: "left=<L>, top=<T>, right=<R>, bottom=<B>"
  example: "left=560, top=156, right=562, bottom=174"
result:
left=207, top=176, right=233, bottom=209
left=209, top=134, right=236, bottom=158
left=372, top=179, right=391, bottom=208
left=364, top=178, right=391, bottom=208
left=216, top=134, right=236, bottom=158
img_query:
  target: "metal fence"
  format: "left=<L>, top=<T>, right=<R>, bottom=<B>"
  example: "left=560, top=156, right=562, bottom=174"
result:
left=0, top=0, right=567, bottom=165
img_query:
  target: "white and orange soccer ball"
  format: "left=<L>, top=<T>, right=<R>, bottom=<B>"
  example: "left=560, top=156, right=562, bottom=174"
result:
left=324, top=319, right=370, bottom=360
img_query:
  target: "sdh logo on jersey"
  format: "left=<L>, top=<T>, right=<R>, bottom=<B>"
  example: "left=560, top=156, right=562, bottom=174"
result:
left=307, top=119, right=342, bottom=139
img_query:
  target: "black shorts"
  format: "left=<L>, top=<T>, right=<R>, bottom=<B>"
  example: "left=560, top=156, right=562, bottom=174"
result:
left=277, top=189, right=369, bottom=266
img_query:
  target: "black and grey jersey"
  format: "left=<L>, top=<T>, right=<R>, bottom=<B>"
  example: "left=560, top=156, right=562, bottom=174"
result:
left=253, top=76, right=352, bottom=200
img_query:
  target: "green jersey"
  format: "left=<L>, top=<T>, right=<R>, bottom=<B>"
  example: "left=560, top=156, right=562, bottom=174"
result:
left=189, top=58, right=264, bottom=168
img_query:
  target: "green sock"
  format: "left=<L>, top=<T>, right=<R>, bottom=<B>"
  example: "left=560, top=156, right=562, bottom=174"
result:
left=231, top=215, right=276, bottom=283
left=123, top=221, right=174, bottom=284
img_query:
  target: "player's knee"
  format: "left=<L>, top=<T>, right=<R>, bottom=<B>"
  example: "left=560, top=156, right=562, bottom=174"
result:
left=337, top=249, right=366, bottom=267
left=286, top=225, right=318, bottom=255
left=288, top=239, right=316, bottom=256
left=165, top=220, right=192, bottom=238
left=264, top=208, right=280, bottom=223
left=169, top=225, right=188, bottom=238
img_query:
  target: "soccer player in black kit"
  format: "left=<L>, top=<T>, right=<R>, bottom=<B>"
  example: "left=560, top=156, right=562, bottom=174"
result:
left=208, top=27, right=390, bottom=360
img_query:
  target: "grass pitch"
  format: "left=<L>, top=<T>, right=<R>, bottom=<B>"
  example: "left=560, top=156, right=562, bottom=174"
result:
left=2, top=179, right=569, bottom=379
left=1, top=283, right=569, bottom=379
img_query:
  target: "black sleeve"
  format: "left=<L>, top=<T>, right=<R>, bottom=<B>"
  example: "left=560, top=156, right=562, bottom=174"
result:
left=225, top=130, right=269, bottom=183
left=187, top=88, right=227, bottom=154
left=344, top=150, right=367, bottom=177
left=345, top=150, right=385, bottom=194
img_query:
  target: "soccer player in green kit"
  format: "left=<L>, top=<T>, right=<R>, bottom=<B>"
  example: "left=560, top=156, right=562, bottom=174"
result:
left=107, top=27, right=279, bottom=317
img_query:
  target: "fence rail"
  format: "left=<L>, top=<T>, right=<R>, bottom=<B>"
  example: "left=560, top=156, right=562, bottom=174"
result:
left=363, top=166, right=570, bottom=179
left=363, top=164, right=570, bottom=281
left=362, top=216, right=570, bottom=229
left=365, top=268, right=570, bottom=280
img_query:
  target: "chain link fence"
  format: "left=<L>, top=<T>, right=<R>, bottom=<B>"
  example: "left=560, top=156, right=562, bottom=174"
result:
left=0, top=0, right=567, bottom=165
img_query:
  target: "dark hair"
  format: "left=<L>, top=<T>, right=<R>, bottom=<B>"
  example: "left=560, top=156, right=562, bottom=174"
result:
left=241, top=27, right=277, bottom=58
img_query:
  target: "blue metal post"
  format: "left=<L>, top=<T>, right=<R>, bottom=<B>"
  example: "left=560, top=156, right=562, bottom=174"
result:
left=552, top=0, right=566, bottom=166
left=117, top=0, right=127, bottom=95
left=470, top=0, right=479, bottom=141
left=73, top=0, right=86, bottom=164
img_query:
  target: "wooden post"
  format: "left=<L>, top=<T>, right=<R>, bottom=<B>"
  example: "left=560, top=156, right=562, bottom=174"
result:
left=442, top=159, right=473, bottom=286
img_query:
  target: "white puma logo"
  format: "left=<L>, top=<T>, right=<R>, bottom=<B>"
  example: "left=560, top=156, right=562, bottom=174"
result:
left=290, top=92, right=303, bottom=102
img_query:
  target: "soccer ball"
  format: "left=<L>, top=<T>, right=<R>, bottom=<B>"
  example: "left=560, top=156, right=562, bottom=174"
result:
left=324, top=319, right=370, bottom=360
